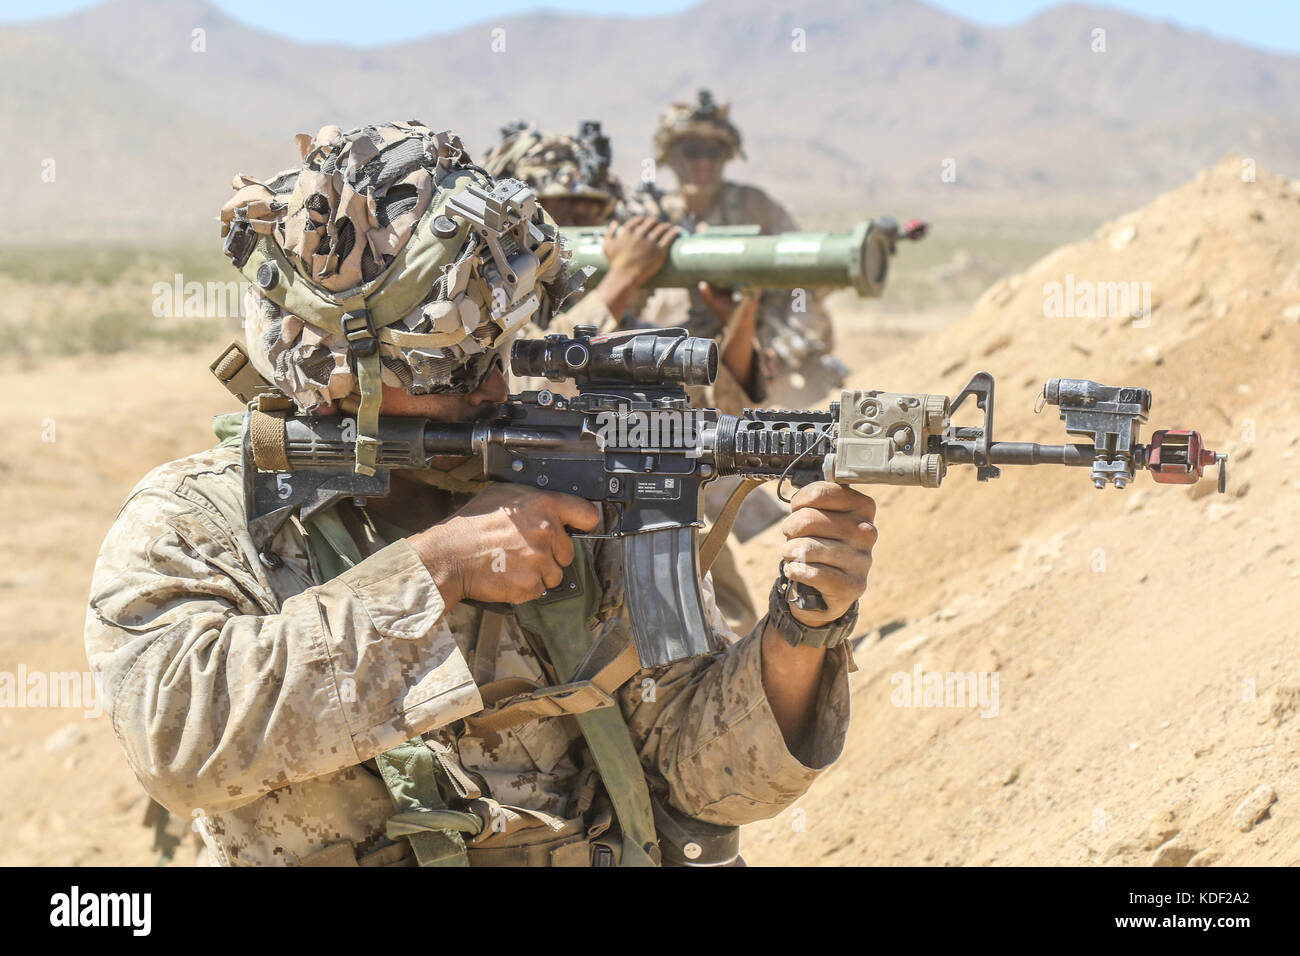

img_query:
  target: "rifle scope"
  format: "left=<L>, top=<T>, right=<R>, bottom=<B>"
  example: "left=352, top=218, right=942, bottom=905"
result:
left=511, top=328, right=717, bottom=387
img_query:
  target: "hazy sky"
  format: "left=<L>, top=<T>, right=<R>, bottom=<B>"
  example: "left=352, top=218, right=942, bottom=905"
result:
left=2, top=0, right=1297, bottom=55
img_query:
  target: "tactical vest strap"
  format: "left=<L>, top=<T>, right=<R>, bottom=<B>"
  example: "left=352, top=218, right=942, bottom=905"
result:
left=303, top=503, right=657, bottom=867
left=465, top=636, right=639, bottom=733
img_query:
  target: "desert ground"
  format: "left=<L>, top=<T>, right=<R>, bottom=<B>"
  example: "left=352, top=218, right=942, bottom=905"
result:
left=0, top=157, right=1296, bottom=866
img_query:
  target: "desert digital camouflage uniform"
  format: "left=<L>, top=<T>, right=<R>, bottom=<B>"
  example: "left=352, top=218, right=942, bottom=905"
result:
left=84, top=423, right=851, bottom=866
left=84, top=121, right=853, bottom=867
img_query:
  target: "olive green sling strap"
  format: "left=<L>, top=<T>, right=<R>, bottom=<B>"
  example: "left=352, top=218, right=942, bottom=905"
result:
left=301, top=505, right=657, bottom=867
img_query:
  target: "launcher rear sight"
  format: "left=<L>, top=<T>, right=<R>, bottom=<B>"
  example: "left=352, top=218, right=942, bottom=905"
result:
left=242, top=326, right=1227, bottom=667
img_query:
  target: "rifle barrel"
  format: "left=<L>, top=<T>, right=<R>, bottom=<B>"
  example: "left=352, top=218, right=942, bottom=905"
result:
left=944, top=441, right=1096, bottom=466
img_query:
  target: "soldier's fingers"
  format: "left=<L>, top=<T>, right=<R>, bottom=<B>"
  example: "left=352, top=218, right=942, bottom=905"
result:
left=630, top=216, right=657, bottom=239
left=548, top=493, right=602, bottom=534
left=539, top=556, right=565, bottom=591
left=602, top=223, right=621, bottom=256
left=781, top=506, right=873, bottom=544
left=781, top=560, right=864, bottom=601
left=550, top=525, right=576, bottom=568
left=790, top=482, right=876, bottom=521
left=647, top=220, right=674, bottom=243
left=781, top=535, right=872, bottom=570
left=696, top=281, right=725, bottom=307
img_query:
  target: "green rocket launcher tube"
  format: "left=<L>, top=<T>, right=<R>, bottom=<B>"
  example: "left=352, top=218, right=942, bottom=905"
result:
left=561, top=218, right=921, bottom=298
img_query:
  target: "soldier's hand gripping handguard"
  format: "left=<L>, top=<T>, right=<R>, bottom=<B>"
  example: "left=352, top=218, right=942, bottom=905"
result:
left=240, top=325, right=1228, bottom=669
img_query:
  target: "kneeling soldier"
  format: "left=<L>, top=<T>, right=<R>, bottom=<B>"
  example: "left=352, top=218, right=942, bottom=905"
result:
left=84, top=121, right=876, bottom=867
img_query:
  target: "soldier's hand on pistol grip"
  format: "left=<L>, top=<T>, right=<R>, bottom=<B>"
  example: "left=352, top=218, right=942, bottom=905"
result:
left=778, top=482, right=878, bottom=627
left=410, top=484, right=601, bottom=610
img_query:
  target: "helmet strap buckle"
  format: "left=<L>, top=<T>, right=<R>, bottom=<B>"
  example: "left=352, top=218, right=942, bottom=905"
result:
left=343, top=309, right=378, bottom=357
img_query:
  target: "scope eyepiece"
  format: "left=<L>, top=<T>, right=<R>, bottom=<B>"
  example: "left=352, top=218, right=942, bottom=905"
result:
left=511, top=327, right=717, bottom=386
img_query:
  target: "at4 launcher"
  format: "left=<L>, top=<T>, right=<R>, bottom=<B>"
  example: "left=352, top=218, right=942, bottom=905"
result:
left=559, top=218, right=928, bottom=298
left=241, top=327, right=1227, bottom=670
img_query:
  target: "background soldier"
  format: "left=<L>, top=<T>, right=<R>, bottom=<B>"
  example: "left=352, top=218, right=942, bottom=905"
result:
left=85, top=121, right=876, bottom=867
left=483, top=121, right=678, bottom=341
left=642, top=89, right=844, bottom=411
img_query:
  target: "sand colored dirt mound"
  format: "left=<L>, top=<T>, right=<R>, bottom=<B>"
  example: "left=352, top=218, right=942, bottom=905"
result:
left=737, top=156, right=1300, bottom=865
left=0, top=157, right=1295, bottom=866
left=0, top=353, right=235, bottom=865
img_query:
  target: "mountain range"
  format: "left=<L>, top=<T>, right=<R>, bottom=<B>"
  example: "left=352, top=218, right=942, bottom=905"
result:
left=6, top=0, right=1300, bottom=238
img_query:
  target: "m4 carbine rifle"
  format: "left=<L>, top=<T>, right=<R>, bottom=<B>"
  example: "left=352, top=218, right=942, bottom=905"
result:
left=242, top=327, right=1227, bottom=670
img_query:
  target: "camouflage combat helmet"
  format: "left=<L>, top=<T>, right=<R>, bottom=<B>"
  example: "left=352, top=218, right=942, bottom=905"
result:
left=482, top=121, right=625, bottom=220
left=653, top=89, right=744, bottom=164
left=218, top=121, right=580, bottom=474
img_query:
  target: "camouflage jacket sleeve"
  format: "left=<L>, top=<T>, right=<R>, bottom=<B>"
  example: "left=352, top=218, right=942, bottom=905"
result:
left=616, top=596, right=852, bottom=827
left=83, top=450, right=481, bottom=816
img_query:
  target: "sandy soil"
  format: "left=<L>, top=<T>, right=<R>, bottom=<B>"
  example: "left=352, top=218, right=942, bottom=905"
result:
left=739, top=157, right=1300, bottom=866
left=0, top=157, right=1296, bottom=866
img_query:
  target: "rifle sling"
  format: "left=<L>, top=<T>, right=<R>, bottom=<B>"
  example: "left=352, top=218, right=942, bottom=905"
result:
left=699, top=476, right=766, bottom=575
left=465, top=636, right=640, bottom=733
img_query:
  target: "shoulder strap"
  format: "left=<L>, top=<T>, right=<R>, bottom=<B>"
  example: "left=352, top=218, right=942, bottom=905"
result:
left=465, top=630, right=639, bottom=732
left=699, top=477, right=765, bottom=573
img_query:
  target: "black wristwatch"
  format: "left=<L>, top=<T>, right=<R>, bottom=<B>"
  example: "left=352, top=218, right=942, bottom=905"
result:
left=768, top=572, right=859, bottom=649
